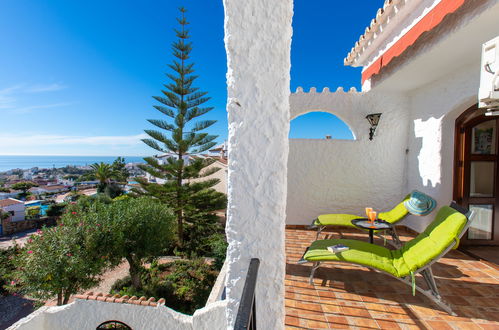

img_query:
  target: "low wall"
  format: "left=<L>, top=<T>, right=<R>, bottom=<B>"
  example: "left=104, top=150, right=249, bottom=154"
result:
left=9, top=299, right=227, bottom=330
left=1, top=217, right=56, bottom=236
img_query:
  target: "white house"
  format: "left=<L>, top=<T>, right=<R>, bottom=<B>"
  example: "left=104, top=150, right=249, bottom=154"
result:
left=9, top=1, right=499, bottom=329
left=144, top=153, right=228, bottom=194
left=0, top=190, right=21, bottom=200
left=29, top=185, right=68, bottom=196
left=0, top=198, right=25, bottom=221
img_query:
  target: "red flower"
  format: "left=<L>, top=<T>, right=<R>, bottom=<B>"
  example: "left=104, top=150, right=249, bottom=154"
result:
left=27, top=238, right=32, bottom=243
left=96, top=224, right=101, bottom=227
left=66, top=253, right=72, bottom=257
left=10, top=280, right=15, bottom=285
left=27, top=250, right=33, bottom=254
left=59, top=223, right=64, bottom=227
left=71, top=212, right=77, bottom=215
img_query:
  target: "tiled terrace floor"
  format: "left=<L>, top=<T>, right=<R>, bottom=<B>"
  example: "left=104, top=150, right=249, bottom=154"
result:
left=285, top=227, right=499, bottom=329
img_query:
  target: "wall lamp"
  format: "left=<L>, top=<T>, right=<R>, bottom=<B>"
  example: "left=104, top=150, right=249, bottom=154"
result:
left=366, top=113, right=382, bottom=140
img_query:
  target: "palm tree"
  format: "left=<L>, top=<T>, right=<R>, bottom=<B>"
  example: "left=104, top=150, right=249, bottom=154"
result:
left=90, top=162, right=113, bottom=193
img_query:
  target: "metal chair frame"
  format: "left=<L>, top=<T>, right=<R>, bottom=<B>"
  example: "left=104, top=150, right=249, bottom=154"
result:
left=300, top=203, right=475, bottom=316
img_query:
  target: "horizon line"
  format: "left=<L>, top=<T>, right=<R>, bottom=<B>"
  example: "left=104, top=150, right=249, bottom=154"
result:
left=0, top=154, right=150, bottom=157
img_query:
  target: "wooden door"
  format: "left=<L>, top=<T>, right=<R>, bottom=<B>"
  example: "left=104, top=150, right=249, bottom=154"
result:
left=455, top=107, right=499, bottom=245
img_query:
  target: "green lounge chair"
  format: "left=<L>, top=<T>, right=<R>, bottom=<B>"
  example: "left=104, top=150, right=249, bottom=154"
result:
left=310, top=195, right=411, bottom=243
left=298, top=203, right=474, bottom=315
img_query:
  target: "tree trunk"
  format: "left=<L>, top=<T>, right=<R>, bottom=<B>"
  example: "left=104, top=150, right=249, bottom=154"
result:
left=57, top=290, right=63, bottom=306
left=126, top=256, right=142, bottom=290
left=62, top=289, right=71, bottom=305
left=177, top=154, right=184, bottom=247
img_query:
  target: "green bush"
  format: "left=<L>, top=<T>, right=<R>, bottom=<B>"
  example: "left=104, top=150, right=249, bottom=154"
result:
left=182, top=213, right=224, bottom=258
left=111, top=259, right=218, bottom=315
left=208, top=233, right=227, bottom=270
left=0, top=246, right=19, bottom=295
left=46, top=203, right=67, bottom=217
left=12, top=200, right=121, bottom=305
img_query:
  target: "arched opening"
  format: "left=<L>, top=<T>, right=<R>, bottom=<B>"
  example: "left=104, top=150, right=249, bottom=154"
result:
left=96, top=320, right=132, bottom=330
left=289, top=111, right=355, bottom=140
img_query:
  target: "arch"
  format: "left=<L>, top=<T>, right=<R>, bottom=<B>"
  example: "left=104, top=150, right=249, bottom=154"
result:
left=289, top=111, right=355, bottom=140
left=96, top=320, right=132, bottom=330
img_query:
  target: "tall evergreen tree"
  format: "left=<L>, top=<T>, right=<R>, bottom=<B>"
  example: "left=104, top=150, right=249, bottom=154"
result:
left=137, top=7, right=226, bottom=248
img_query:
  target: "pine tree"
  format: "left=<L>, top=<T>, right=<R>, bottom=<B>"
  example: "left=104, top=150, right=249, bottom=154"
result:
left=137, top=7, right=226, bottom=248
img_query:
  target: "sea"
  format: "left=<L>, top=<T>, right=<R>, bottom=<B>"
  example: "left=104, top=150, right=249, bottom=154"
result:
left=0, top=155, right=146, bottom=172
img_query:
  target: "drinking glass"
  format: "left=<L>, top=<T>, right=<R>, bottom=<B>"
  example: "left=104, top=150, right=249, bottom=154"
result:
left=368, top=211, right=377, bottom=228
left=365, top=207, right=373, bottom=218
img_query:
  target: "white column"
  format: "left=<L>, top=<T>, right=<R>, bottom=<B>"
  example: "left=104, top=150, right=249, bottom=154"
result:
left=223, top=1, right=293, bottom=329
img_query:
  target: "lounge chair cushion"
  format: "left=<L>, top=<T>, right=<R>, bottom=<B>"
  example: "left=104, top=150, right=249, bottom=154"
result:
left=394, top=206, right=467, bottom=272
left=314, top=195, right=410, bottom=227
left=314, top=214, right=359, bottom=227
left=304, top=238, right=400, bottom=276
left=304, top=206, right=468, bottom=278
left=378, top=196, right=410, bottom=223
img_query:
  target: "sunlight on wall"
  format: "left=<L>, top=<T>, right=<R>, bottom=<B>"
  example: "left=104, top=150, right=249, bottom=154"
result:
left=289, top=111, right=354, bottom=139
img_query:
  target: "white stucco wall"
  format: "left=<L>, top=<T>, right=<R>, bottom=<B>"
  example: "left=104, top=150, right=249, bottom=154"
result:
left=8, top=299, right=227, bottom=330
left=0, top=201, right=25, bottom=221
left=287, top=88, right=410, bottom=224
left=405, top=63, right=479, bottom=232
left=223, top=0, right=292, bottom=329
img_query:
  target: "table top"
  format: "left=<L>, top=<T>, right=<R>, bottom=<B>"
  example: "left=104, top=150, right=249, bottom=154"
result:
left=351, top=218, right=392, bottom=230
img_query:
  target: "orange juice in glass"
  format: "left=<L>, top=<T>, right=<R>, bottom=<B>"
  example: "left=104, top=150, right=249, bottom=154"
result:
left=365, top=207, right=373, bottom=218
left=368, top=211, right=377, bottom=228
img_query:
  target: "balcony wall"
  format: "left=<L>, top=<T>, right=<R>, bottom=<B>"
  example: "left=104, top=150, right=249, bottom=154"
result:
left=286, top=88, right=410, bottom=225
left=9, top=299, right=227, bottom=330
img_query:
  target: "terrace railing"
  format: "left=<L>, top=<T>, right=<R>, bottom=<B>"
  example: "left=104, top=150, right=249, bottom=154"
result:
left=234, top=258, right=260, bottom=330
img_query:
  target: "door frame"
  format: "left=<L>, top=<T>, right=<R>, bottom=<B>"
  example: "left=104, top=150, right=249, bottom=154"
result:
left=454, top=104, right=499, bottom=245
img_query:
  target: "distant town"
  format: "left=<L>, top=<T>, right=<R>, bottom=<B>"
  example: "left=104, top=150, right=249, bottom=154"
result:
left=0, top=144, right=227, bottom=236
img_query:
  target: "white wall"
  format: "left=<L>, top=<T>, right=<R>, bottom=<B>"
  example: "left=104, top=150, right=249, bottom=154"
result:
left=8, top=299, right=227, bottom=330
left=286, top=88, right=410, bottom=225
left=223, top=0, right=292, bottom=329
left=1, top=202, right=25, bottom=221
left=405, top=63, right=479, bottom=232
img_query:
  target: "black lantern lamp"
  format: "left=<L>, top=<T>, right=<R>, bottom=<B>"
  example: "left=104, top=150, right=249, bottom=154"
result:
left=366, top=113, right=382, bottom=140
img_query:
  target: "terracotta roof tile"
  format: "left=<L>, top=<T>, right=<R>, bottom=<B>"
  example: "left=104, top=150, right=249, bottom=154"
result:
left=73, top=292, right=163, bottom=307
left=0, top=198, right=24, bottom=207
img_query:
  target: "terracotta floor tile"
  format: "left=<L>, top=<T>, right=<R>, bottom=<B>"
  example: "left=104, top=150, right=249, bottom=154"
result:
left=285, top=315, right=300, bottom=327
left=477, top=323, right=499, bottom=330
left=423, top=320, right=453, bottom=329
left=284, top=227, right=499, bottom=330
left=324, top=315, right=350, bottom=329
left=348, top=316, right=380, bottom=328
left=374, top=319, right=402, bottom=329
left=449, top=321, right=483, bottom=329
left=301, top=319, right=330, bottom=329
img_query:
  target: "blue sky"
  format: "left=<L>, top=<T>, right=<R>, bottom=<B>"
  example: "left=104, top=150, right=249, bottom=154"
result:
left=0, top=0, right=383, bottom=156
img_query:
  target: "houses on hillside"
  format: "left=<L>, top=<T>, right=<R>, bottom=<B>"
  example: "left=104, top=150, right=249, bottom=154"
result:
left=144, top=142, right=228, bottom=195
left=0, top=198, right=25, bottom=221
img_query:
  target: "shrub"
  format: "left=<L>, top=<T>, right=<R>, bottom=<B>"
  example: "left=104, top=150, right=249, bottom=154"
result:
left=111, top=259, right=218, bottom=315
left=0, top=246, right=19, bottom=295
left=207, top=233, right=227, bottom=270
left=12, top=201, right=120, bottom=305
left=182, top=213, right=225, bottom=258
left=106, top=197, right=176, bottom=290
left=46, top=203, right=67, bottom=217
